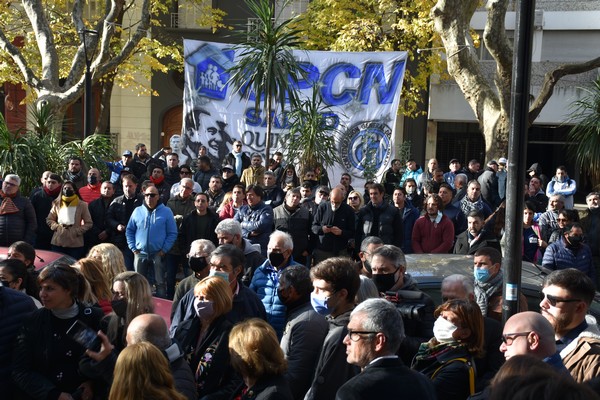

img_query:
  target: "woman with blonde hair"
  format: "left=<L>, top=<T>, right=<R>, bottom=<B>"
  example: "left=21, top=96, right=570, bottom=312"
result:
left=217, top=191, right=233, bottom=215
left=347, top=190, right=364, bottom=213
left=46, top=180, right=92, bottom=259
left=109, top=341, right=187, bottom=400
left=229, top=318, right=292, bottom=399
left=173, top=276, right=239, bottom=398
left=74, top=257, right=113, bottom=314
left=88, top=243, right=127, bottom=283
left=107, top=271, right=154, bottom=351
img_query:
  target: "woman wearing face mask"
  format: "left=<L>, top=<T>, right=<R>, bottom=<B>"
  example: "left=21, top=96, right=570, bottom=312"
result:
left=47, top=180, right=93, bottom=259
left=106, top=271, right=154, bottom=351
left=12, top=264, right=104, bottom=400
left=411, top=299, right=484, bottom=400
left=172, top=276, right=241, bottom=399
left=0, top=258, right=41, bottom=307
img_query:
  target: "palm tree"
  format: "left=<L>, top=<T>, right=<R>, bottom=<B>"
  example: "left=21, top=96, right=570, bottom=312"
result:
left=568, top=78, right=600, bottom=188
left=283, top=87, right=341, bottom=176
left=227, top=0, right=305, bottom=162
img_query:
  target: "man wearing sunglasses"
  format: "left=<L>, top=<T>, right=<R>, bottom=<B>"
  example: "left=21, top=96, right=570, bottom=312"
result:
left=126, top=185, right=178, bottom=298
left=540, top=268, right=600, bottom=382
left=500, top=311, right=567, bottom=373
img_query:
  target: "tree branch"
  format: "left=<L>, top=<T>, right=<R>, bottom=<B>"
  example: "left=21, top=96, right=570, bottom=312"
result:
left=483, top=0, right=512, bottom=113
left=529, top=56, right=600, bottom=124
left=0, top=29, right=41, bottom=91
left=21, top=0, right=59, bottom=87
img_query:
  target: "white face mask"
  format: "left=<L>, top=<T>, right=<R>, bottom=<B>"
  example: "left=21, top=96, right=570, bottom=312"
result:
left=331, top=204, right=338, bottom=212
left=433, top=316, right=458, bottom=343
left=406, top=186, right=415, bottom=194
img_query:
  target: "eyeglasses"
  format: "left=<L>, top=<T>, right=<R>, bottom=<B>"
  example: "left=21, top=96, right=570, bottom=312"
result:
left=501, top=332, right=531, bottom=346
left=235, top=144, right=242, bottom=148
left=182, top=186, right=194, bottom=191
left=144, top=193, right=158, bottom=198
left=346, top=329, right=378, bottom=342
left=348, top=196, right=358, bottom=201
left=3, top=181, right=17, bottom=187
left=540, top=293, right=582, bottom=307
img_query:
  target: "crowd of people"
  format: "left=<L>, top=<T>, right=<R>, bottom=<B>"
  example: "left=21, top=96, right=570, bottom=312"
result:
left=1, top=144, right=600, bottom=400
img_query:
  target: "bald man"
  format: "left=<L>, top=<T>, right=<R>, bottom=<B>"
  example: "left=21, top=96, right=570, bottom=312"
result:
left=311, top=187, right=356, bottom=264
left=500, top=311, right=567, bottom=373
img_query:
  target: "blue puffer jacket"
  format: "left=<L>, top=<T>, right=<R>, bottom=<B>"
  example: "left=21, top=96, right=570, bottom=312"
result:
left=542, top=238, right=595, bottom=282
left=125, top=203, right=178, bottom=255
left=234, top=201, right=274, bottom=256
left=250, top=258, right=304, bottom=339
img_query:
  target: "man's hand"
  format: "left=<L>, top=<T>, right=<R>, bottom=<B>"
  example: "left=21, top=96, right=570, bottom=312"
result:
left=117, top=224, right=126, bottom=232
left=330, top=226, right=342, bottom=236
left=158, top=250, right=166, bottom=258
left=98, top=231, right=108, bottom=241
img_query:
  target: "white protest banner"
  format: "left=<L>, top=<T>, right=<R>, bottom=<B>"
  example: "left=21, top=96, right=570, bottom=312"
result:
left=182, top=39, right=407, bottom=187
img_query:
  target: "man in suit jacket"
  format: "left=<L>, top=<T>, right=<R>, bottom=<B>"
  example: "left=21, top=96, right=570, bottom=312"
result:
left=335, top=298, right=436, bottom=400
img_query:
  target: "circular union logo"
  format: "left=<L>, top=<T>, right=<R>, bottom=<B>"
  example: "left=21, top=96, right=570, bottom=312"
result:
left=340, top=121, right=392, bottom=178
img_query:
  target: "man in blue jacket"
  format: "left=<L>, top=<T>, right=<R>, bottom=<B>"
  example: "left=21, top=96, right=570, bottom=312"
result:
left=126, top=185, right=178, bottom=298
left=250, top=230, right=303, bottom=339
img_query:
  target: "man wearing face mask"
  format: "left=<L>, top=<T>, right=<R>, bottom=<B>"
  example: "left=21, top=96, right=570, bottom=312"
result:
left=369, top=244, right=435, bottom=366
left=250, top=231, right=303, bottom=339
left=169, top=244, right=266, bottom=335
left=580, top=192, right=600, bottom=286
left=305, top=257, right=360, bottom=400
left=542, top=224, right=595, bottom=282
left=171, top=239, right=216, bottom=318
left=278, top=266, right=328, bottom=400
left=473, top=247, right=527, bottom=322
left=79, top=168, right=102, bottom=203
left=311, top=188, right=356, bottom=264
left=357, top=236, right=384, bottom=277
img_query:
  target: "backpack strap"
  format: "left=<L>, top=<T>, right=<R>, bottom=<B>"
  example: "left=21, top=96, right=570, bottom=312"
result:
left=431, top=357, right=476, bottom=395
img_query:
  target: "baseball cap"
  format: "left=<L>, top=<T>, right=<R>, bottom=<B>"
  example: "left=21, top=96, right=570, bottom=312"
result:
left=122, top=150, right=133, bottom=157
left=222, top=165, right=234, bottom=172
left=449, top=158, right=460, bottom=164
left=498, top=157, right=508, bottom=165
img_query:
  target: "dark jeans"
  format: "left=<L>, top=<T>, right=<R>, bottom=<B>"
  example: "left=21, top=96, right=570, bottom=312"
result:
left=166, top=253, right=183, bottom=300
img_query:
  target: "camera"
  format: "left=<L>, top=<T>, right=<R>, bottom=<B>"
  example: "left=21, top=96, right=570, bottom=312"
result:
left=385, top=290, right=428, bottom=321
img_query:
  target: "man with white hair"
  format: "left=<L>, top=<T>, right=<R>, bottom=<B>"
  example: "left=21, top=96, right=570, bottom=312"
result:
left=336, top=298, right=436, bottom=399
left=171, top=239, right=216, bottom=316
left=0, top=174, right=36, bottom=246
left=250, top=230, right=304, bottom=338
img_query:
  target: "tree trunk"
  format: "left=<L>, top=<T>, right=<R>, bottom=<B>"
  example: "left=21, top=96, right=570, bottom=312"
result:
left=95, top=77, right=115, bottom=134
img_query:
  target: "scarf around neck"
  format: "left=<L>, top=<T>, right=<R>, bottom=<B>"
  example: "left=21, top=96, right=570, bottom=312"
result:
left=474, top=269, right=503, bottom=317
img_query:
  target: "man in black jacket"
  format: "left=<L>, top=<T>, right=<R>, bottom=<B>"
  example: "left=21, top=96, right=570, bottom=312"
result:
left=106, top=175, right=143, bottom=270
left=355, top=183, right=403, bottom=249
left=370, top=245, right=435, bottom=366
left=0, top=174, right=36, bottom=247
left=336, top=298, right=436, bottom=400
left=222, top=140, right=250, bottom=178
left=84, top=181, right=115, bottom=251
left=311, top=188, right=356, bottom=264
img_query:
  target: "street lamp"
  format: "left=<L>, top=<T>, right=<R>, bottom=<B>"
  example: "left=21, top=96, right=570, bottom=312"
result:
left=80, top=29, right=98, bottom=138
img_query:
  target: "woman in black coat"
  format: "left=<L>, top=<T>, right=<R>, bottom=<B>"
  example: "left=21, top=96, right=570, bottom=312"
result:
left=12, top=264, right=104, bottom=400
left=172, top=276, right=240, bottom=399
left=411, top=299, right=484, bottom=400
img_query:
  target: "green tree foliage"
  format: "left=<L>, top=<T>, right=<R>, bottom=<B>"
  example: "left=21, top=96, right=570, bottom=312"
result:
left=568, top=78, right=600, bottom=188
left=294, top=0, right=442, bottom=116
left=282, top=87, right=341, bottom=176
left=227, top=0, right=306, bottom=162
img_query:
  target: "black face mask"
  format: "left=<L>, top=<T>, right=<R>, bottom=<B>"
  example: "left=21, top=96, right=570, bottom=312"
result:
left=277, top=287, right=288, bottom=305
left=567, top=235, right=583, bottom=247
left=63, top=188, right=75, bottom=197
left=88, top=175, right=98, bottom=185
left=111, top=298, right=127, bottom=318
left=363, top=259, right=372, bottom=273
left=372, top=269, right=399, bottom=293
left=189, top=256, right=208, bottom=273
left=269, top=252, right=286, bottom=268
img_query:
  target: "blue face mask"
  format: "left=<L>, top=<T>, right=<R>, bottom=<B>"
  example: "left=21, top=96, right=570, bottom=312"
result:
left=209, top=269, right=230, bottom=283
left=474, top=267, right=491, bottom=283
left=311, top=293, right=332, bottom=316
